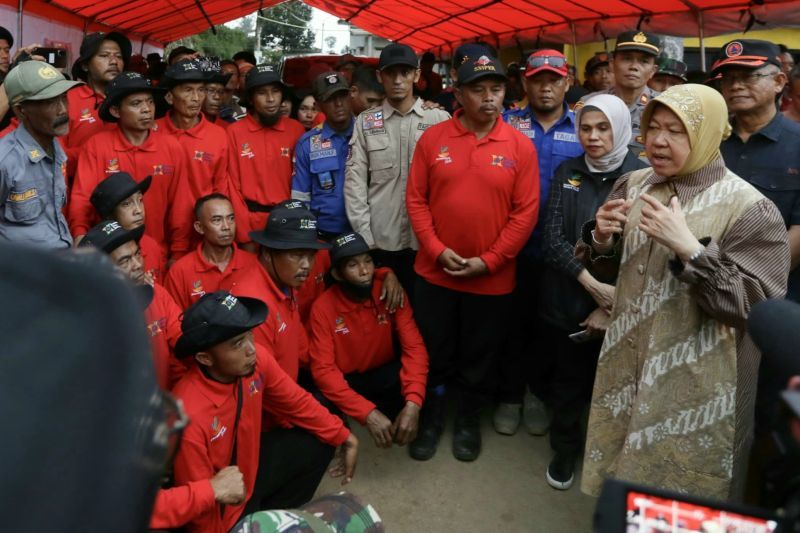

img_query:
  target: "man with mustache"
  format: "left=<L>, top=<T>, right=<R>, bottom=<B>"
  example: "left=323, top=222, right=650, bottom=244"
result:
left=406, top=54, right=539, bottom=461
left=226, top=65, right=305, bottom=236
left=165, top=193, right=259, bottom=310
left=70, top=72, right=195, bottom=259
left=345, top=43, right=450, bottom=303
left=0, top=61, right=80, bottom=248
left=229, top=201, right=328, bottom=382
left=156, top=60, right=230, bottom=200
left=64, top=32, right=131, bottom=177
left=577, top=30, right=661, bottom=160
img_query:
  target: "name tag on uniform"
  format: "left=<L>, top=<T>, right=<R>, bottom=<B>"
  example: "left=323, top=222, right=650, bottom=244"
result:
left=8, top=188, right=37, bottom=202
left=518, top=120, right=534, bottom=138
left=310, top=149, right=337, bottom=161
left=418, top=123, right=431, bottom=130
left=554, top=132, right=577, bottom=143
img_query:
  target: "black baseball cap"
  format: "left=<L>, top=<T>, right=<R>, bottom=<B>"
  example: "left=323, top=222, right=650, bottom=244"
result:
left=452, top=43, right=497, bottom=69
left=457, top=54, right=507, bottom=86
left=99, top=72, right=165, bottom=123
left=711, top=39, right=782, bottom=74
left=656, top=57, right=688, bottom=81
left=249, top=202, right=331, bottom=250
left=175, top=291, right=268, bottom=358
left=0, top=26, right=12, bottom=47
left=160, top=59, right=211, bottom=89
left=79, top=220, right=145, bottom=255
left=330, top=232, right=371, bottom=266
left=585, top=52, right=611, bottom=74
left=378, top=44, right=418, bottom=70
left=614, top=30, right=661, bottom=57
left=245, top=64, right=285, bottom=92
left=90, top=172, right=152, bottom=218
left=312, top=71, right=350, bottom=102
left=71, top=31, right=132, bottom=81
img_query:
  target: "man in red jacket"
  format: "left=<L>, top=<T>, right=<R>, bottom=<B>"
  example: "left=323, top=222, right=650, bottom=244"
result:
left=308, top=232, right=429, bottom=449
left=166, top=193, right=259, bottom=310
left=70, top=72, right=195, bottom=258
left=64, top=32, right=131, bottom=178
left=226, top=65, right=305, bottom=235
left=90, top=171, right=167, bottom=283
left=79, top=219, right=185, bottom=389
left=170, top=290, right=358, bottom=533
left=405, top=53, right=539, bottom=462
left=156, top=59, right=230, bottom=200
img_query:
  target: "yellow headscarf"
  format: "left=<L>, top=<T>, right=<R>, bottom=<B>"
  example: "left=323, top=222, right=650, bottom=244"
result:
left=640, top=84, right=732, bottom=176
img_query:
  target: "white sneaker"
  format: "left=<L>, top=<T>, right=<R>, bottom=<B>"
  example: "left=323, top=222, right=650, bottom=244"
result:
left=492, top=403, right=522, bottom=435
left=523, top=390, right=550, bottom=435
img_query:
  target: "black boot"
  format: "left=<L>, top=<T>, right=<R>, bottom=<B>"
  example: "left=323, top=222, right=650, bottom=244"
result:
left=452, top=396, right=482, bottom=462
left=409, top=390, right=446, bottom=461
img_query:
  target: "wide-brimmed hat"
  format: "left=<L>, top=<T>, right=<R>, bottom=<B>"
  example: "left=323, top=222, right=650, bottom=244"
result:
left=98, top=72, right=164, bottom=123
left=71, top=31, right=132, bottom=81
left=90, top=172, right=151, bottom=218
left=249, top=202, right=330, bottom=251
left=175, top=291, right=268, bottom=358
left=79, top=220, right=145, bottom=255
left=329, top=232, right=371, bottom=266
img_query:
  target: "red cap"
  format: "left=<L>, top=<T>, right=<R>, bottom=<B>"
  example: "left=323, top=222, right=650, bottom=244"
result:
left=524, top=49, right=569, bottom=78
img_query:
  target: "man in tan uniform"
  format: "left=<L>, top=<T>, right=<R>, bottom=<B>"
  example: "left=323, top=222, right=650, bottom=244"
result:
left=344, top=43, right=450, bottom=302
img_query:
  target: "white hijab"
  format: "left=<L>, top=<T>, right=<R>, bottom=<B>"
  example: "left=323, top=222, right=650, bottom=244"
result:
left=575, top=94, right=632, bottom=174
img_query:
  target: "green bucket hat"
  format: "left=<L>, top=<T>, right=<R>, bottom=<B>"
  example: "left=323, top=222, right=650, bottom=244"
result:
left=4, top=60, right=82, bottom=106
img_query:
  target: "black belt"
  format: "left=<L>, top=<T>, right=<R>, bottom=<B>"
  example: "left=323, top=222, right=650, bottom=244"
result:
left=244, top=199, right=275, bottom=213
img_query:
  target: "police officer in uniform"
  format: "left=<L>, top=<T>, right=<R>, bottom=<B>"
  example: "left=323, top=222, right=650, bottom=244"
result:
left=0, top=61, right=80, bottom=249
left=292, top=72, right=355, bottom=239
left=577, top=30, right=662, bottom=160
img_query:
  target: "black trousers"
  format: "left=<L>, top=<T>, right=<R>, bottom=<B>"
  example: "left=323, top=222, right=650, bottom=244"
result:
left=496, top=257, right=557, bottom=404
left=372, top=248, right=417, bottom=306
left=346, top=358, right=406, bottom=420
left=414, top=277, right=511, bottom=409
left=548, top=328, right=603, bottom=456
left=243, top=427, right=335, bottom=516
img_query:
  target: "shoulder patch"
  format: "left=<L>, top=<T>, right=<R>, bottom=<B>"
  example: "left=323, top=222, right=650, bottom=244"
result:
left=363, top=111, right=384, bottom=130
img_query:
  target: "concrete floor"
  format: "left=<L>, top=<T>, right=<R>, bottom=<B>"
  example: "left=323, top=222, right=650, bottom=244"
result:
left=315, top=411, right=597, bottom=533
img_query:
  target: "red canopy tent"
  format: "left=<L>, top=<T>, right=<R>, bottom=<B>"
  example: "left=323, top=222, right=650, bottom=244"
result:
left=2, top=0, right=799, bottom=52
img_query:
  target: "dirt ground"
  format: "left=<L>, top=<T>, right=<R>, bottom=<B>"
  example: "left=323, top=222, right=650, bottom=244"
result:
left=315, top=410, right=597, bottom=532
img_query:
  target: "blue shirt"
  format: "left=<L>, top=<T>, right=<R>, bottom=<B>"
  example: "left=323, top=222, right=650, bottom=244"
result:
left=503, top=103, right=583, bottom=257
left=0, top=124, right=72, bottom=249
left=291, top=118, right=355, bottom=235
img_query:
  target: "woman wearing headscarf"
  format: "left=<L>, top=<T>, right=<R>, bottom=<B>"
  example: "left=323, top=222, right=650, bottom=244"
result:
left=578, top=84, right=790, bottom=499
left=539, top=94, right=648, bottom=491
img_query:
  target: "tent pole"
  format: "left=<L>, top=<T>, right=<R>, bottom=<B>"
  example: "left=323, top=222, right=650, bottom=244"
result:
left=698, top=10, right=706, bottom=71
left=571, top=23, right=579, bottom=80
left=17, top=0, right=24, bottom=49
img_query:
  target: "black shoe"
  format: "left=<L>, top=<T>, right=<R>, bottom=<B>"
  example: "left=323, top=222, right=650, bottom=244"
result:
left=452, top=412, right=481, bottom=462
left=546, top=453, right=576, bottom=490
left=409, top=393, right=445, bottom=461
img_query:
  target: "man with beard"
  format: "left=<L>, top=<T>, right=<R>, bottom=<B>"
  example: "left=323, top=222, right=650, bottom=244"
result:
left=80, top=219, right=185, bottom=389
left=226, top=64, right=305, bottom=236
left=292, top=72, right=355, bottom=239
left=345, top=44, right=450, bottom=301
left=308, top=232, right=429, bottom=449
left=578, top=30, right=661, bottom=160
left=0, top=61, right=80, bottom=248
left=165, top=193, right=259, bottom=310
left=496, top=50, right=583, bottom=436
left=70, top=72, right=195, bottom=259
left=406, top=54, right=538, bottom=461
left=156, top=59, right=230, bottom=200
left=64, top=32, right=131, bottom=177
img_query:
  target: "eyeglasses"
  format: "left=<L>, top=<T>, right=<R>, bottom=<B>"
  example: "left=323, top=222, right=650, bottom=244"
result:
left=205, top=88, right=225, bottom=97
left=527, top=55, right=568, bottom=70
left=718, top=71, right=776, bottom=87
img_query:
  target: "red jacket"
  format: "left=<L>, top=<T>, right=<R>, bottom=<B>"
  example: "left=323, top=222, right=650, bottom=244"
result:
left=141, top=233, right=168, bottom=285
left=144, top=283, right=187, bottom=389
left=226, top=115, right=305, bottom=233
left=308, top=279, right=428, bottom=423
left=63, top=85, right=115, bottom=178
left=165, top=243, right=259, bottom=310
left=229, top=262, right=309, bottom=381
left=70, top=127, right=195, bottom=256
left=149, top=481, right=216, bottom=530
left=171, top=345, right=349, bottom=533
left=406, top=111, right=539, bottom=295
left=155, top=112, right=230, bottom=199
